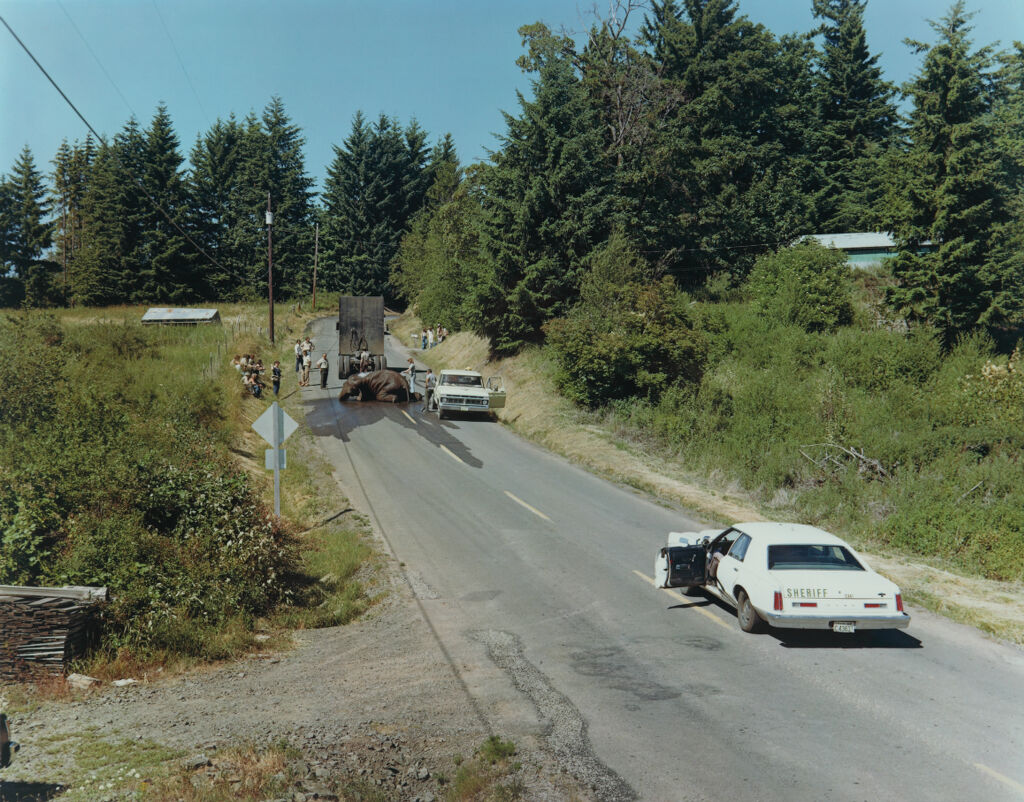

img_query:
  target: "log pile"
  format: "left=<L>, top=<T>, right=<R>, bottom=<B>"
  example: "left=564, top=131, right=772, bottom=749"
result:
left=0, top=585, right=107, bottom=681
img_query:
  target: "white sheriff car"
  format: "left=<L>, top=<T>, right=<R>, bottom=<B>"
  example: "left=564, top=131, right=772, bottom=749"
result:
left=429, top=369, right=506, bottom=418
left=654, top=522, right=910, bottom=634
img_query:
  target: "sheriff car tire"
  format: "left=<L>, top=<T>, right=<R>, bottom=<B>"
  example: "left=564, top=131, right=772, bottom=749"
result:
left=438, top=407, right=446, bottom=419
left=684, top=585, right=703, bottom=597
left=737, top=589, right=764, bottom=633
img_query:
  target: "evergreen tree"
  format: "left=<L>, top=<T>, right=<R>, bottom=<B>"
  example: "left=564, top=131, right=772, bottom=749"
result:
left=886, top=2, right=1016, bottom=343
left=231, top=98, right=315, bottom=299
left=2, top=146, right=54, bottom=305
left=473, top=24, right=613, bottom=353
left=187, top=115, right=244, bottom=298
left=136, top=105, right=191, bottom=302
left=640, top=0, right=814, bottom=285
left=810, top=0, right=898, bottom=231
left=75, top=119, right=147, bottom=305
left=321, top=113, right=432, bottom=299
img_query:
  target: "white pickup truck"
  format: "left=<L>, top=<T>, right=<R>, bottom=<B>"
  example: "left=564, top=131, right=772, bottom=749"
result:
left=429, top=369, right=506, bottom=418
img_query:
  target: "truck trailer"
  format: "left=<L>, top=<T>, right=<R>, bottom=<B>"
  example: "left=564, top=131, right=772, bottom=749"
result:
left=336, top=296, right=387, bottom=379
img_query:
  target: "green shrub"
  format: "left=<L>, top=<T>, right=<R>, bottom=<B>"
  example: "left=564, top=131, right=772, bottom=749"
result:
left=745, top=240, right=853, bottom=333
left=545, top=234, right=706, bottom=406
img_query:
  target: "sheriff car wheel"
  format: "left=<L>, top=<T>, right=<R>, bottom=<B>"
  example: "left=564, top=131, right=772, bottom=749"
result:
left=737, top=589, right=764, bottom=633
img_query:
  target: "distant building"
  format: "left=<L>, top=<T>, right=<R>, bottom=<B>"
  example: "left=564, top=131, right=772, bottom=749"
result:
left=141, top=307, right=221, bottom=325
left=806, top=233, right=935, bottom=268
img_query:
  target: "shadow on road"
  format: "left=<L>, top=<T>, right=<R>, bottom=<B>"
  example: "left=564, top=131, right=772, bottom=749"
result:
left=0, top=781, right=66, bottom=801
left=684, top=591, right=923, bottom=648
left=301, top=395, right=484, bottom=468
left=772, top=628, right=922, bottom=649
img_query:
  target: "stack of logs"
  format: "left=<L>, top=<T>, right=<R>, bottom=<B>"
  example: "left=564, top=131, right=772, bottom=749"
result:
left=0, top=585, right=108, bottom=681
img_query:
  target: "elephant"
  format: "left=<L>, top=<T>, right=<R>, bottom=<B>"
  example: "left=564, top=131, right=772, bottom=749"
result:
left=338, top=370, right=414, bottom=403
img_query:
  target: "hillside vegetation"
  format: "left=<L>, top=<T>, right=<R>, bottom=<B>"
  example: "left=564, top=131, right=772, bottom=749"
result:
left=0, top=303, right=371, bottom=667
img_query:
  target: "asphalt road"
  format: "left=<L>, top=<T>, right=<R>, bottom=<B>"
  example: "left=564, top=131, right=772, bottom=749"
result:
left=301, top=317, right=1024, bottom=802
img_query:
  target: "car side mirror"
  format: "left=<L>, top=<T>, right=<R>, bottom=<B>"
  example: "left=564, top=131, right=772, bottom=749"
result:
left=0, top=713, right=18, bottom=768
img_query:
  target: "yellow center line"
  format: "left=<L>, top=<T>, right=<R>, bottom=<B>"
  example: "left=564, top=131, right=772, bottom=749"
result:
left=974, top=763, right=1024, bottom=795
left=401, top=409, right=416, bottom=424
left=503, top=490, right=551, bottom=522
left=439, top=444, right=463, bottom=464
left=632, top=569, right=735, bottom=633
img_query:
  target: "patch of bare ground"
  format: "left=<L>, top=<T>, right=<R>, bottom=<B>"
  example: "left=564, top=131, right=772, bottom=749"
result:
left=402, top=320, right=1024, bottom=646
left=2, top=565, right=591, bottom=802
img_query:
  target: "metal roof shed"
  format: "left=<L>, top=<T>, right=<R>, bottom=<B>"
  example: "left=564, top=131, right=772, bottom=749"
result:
left=141, top=307, right=220, bottom=325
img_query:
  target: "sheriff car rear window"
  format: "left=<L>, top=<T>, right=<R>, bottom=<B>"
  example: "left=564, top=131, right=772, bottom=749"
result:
left=767, top=544, right=865, bottom=571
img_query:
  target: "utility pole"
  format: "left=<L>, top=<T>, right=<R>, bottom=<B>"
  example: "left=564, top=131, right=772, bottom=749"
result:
left=312, top=222, right=319, bottom=312
left=266, top=191, right=275, bottom=344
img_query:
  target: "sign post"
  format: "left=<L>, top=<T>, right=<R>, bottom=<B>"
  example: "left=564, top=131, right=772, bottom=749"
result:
left=251, top=401, right=298, bottom=516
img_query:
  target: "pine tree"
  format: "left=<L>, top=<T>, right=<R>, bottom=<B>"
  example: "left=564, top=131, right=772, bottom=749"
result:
left=640, top=0, right=814, bottom=285
left=321, top=113, right=432, bottom=299
left=187, top=115, right=243, bottom=298
left=472, top=23, right=613, bottom=353
left=3, top=146, right=53, bottom=305
left=810, top=0, right=898, bottom=231
left=136, top=105, right=191, bottom=302
left=231, top=98, right=315, bottom=300
left=886, top=2, right=1016, bottom=343
left=75, top=119, right=147, bottom=305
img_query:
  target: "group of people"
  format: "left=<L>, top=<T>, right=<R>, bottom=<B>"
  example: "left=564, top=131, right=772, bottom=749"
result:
left=420, top=325, right=448, bottom=350
left=233, top=353, right=282, bottom=399
left=294, top=337, right=330, bottom=388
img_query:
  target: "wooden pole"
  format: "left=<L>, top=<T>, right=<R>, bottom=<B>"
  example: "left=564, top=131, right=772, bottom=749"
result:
left=313, top=222, right=319, bottom=312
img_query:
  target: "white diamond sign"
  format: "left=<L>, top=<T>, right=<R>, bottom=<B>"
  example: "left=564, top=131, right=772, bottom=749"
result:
left=252, top=402, right=298, bottom=447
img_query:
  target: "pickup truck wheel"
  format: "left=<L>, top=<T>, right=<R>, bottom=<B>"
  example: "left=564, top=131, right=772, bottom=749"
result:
left=437, top=407, right=446, bottom=419
left=737, top=589, right=764, bottom=633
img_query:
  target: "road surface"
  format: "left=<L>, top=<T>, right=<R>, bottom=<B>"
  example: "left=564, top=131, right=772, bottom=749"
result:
left=301, top=317, right=1024, bottom=801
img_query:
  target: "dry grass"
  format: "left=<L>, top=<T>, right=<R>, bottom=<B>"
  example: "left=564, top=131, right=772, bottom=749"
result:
left=398, top=313, right=1024, bottom=644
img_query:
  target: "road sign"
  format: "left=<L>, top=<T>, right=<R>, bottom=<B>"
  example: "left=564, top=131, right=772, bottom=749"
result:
left=265, top=449, right=287, bottom=470
left=251, top=402, right=297, bottom=517
left=252, top=403, right=297, bottom=446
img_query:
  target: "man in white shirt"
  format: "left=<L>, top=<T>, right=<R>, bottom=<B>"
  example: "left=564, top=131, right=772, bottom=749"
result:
left=316, top=353, right=330, bottom=388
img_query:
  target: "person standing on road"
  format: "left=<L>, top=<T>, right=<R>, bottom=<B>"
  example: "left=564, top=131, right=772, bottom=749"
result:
left=427, top=327, right=435, bottom=349
left=271, top=360, right=282, bottom=395
left=403, top=357, right=416, bottom=398
left=421, top=328, right=428, bottom=350
left=294, top=340, right=303, bottom=375
left=301, top=351, right=312, bottom=386
left=317, top=353, right=330, bottom=388
left=421, top=368, right=435, bottom=412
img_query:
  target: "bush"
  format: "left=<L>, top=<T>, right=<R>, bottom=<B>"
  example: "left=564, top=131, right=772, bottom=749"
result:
left=545, top=234, right=706, bottom=407
left=746, top=240, right=853, bottom=333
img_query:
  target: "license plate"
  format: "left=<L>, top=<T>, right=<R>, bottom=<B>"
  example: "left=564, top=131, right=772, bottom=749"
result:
left=460, top=406, right=470, bottom=411
left=832, top=621, right=856, bottom=633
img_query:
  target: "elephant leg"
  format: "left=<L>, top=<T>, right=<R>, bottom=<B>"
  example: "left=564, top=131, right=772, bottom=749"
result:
left=378, top=393, right=399, bottom=402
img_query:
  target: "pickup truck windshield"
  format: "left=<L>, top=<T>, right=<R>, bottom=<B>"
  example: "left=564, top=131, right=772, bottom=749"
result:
left=768, top=544, right=865, bottom=571
left=442, top=375, right=482, bottom=387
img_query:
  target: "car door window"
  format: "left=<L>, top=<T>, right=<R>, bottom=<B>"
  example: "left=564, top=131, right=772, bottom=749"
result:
left=727, top=533, right=751, bottom=562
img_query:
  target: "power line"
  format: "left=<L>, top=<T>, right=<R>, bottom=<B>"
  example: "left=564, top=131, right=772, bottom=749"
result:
left=56, top=0, right=137, bottom=119
left=0, top=11, right=230, bottom=275
left=149, top=0, right=211, bottom=127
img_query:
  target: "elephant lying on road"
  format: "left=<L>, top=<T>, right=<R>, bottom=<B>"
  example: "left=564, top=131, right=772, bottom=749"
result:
left=338, top=370, right=414, bottom=403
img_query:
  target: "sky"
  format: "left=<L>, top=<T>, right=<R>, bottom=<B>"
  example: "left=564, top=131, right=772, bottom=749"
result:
left=2, top=0, right=1023, bottom=193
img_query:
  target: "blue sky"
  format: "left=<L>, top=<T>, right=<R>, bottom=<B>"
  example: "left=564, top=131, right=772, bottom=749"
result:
left=2, top=0, right=1022, bottom=192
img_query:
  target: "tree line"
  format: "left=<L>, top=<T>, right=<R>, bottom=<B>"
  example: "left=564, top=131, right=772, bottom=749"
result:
left=2, top=0, right=1022, bottom=350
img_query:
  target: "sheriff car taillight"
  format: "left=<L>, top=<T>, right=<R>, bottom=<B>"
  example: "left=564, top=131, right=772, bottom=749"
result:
left=774, top=591, right=783, bottom=611
left=896, top=594, right=904, bottom=612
